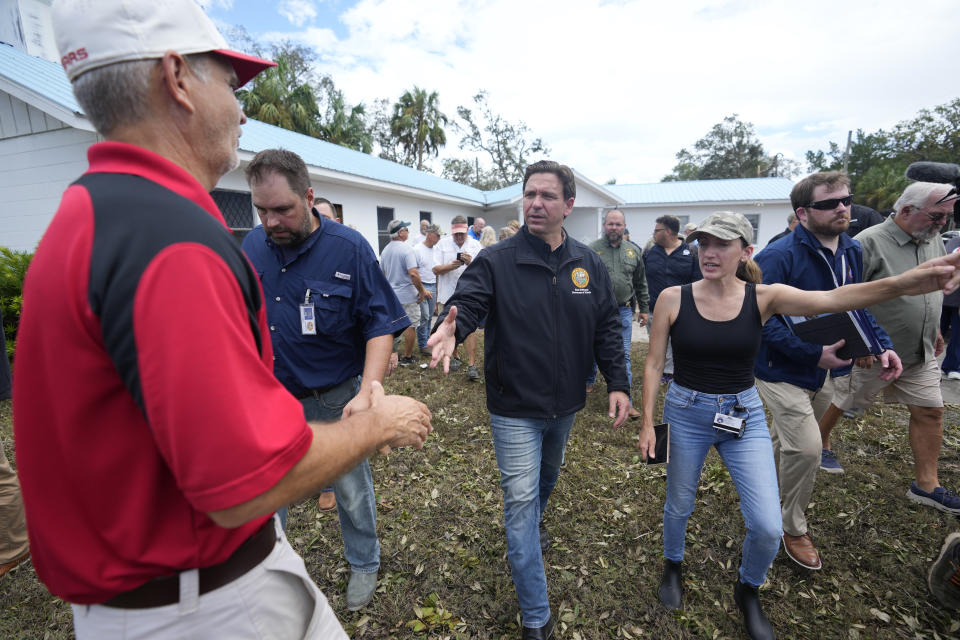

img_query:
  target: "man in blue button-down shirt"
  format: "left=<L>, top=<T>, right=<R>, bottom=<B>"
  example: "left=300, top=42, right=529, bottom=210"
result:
left=241, top=149, right=409, bottom=612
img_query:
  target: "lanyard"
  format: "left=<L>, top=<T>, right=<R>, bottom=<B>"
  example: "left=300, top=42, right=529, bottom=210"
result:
left=817, top=251, right=846, bottom=288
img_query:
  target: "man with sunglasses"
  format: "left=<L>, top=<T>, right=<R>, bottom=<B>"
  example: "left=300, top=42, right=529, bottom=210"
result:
left=819, top=181, right=960, bottom=515
left=755, top=171, right=898, bottom=572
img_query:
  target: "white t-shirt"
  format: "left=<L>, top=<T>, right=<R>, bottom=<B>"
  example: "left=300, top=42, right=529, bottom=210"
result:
left=380, top=240, right=419, bottom=305
left=413, top=242, right=438, bottom=285
left=435, top=235, right=483, bottom=304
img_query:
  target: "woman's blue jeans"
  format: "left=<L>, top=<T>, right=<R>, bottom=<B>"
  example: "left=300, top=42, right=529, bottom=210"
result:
left=663, top=383, right=782, bottom=587
left=490, top=412, right=576, bottom=629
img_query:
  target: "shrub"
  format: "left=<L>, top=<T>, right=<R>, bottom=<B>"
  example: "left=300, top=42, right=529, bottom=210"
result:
left=0, top=247, right=34, bottom=361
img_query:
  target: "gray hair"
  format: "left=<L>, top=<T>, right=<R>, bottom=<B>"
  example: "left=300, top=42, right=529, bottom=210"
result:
left=787, top=213, right=798, bottom=224
left=71, top=53, right=212, bottom=136
left=893, top=182, right=953, bottom=215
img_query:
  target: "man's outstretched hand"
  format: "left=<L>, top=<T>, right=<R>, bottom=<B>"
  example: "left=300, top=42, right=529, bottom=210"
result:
left=427, top=306, right=458, bottom=374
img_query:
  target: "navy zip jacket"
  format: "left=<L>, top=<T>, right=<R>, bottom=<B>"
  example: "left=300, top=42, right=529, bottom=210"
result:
left=435, top=226, right=629, bottom=418
left=754, top=224, right=893, bottom=391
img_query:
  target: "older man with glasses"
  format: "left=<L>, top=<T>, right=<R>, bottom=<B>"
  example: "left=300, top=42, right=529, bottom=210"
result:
left=819, top=181, right=960, bottom=515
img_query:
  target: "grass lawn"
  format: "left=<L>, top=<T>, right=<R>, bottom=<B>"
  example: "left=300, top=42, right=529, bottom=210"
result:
left=1, top=340, right=958, bottom=639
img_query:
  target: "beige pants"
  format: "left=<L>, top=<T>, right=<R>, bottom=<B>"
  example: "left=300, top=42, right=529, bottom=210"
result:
left=73, top=515, right=346, bottom=640
left=755, top=377, right=833, bottom=537
left=0, top=437, right=28, bottom=564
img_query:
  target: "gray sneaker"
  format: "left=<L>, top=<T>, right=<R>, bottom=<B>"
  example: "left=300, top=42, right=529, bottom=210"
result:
left=346, top=570, right=378, bottom=611
left=928, top=532, right=960, bottom=610
left=467, top=365, right=480, bottom=381
left=448, top=357, right=462, bottom=371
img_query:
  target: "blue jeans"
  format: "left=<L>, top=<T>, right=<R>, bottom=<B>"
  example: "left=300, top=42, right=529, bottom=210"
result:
left=280, top=376, right=380, bottom=574
left=662, top=383, right=782, bottom=587
left=586, top=306, right=634, bottom=403
left=417, top=282, right=438, bottom=350
left=490, top=412, right=576, bottom=628
left=942, top=306, right=960, bottom=373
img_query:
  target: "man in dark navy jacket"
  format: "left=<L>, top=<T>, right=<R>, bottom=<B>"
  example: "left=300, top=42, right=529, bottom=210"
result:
left=429, top=160, right=629, bottom=640
left=754, top=171, right=897, bottom=572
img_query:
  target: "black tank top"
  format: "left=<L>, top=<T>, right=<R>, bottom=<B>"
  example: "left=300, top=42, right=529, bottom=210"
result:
left=670, top=283, right=762, bottom=394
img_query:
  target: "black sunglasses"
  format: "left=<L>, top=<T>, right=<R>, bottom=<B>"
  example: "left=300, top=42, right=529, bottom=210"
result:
left=806, top=194, right=854, bottom=210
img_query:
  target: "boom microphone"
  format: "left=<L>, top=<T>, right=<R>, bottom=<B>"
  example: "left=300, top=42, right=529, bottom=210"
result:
left=905, top=161, right=960, bottom=184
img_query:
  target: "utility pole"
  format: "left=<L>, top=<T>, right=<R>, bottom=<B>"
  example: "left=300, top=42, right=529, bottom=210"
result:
left=842, top=130, right=852, bottom=175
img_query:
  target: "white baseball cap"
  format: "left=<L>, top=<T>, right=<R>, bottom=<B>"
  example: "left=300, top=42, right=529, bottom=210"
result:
left=51, top=0, right=275, bottom=87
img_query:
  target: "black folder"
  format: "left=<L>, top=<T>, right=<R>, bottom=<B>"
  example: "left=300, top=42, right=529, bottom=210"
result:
left=645, top=422, right=670, bottom=465
left=787, top=312, right=881, bottom=360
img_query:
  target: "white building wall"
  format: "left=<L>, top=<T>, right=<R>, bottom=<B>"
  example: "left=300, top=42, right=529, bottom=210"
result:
left=618, top=202, right=794, bottom=249
left=0, top=91, right=68, bottom=139
left=0, top=125, right=98, bottom=251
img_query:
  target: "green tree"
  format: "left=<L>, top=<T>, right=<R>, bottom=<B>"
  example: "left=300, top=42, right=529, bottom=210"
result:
left=318, top=81, right=372, bottom=153
left=390, top=87, right=448, bottom=170
left=440, top=158, right=503, bottom=191
left=663, top=115, right=767, bottom=181
left=236, top=42, right=323, bottom=138
left=0, top=247, right=33, bottom=361
left=804, top=97, right=960, bottom=210
left=453, top=91, right=549, bottom=188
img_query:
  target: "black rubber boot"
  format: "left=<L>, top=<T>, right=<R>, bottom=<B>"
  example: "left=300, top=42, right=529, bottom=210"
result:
left=734, top=579, right=776, bottom=640
left=658, top=559, right=683, bottom=610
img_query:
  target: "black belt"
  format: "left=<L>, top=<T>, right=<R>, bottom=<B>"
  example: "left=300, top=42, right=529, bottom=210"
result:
left=103, top=518, right=277, bottom=609
left=294, top=384, right=338, bottom=399
left=294, top=376, right=356, bottom=400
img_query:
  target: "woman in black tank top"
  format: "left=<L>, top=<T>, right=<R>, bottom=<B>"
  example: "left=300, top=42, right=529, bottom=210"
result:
left=635, top=212, right=960, bottom=640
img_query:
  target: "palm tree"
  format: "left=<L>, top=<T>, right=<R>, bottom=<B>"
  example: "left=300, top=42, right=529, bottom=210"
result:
left=390, top=87, right=448, bottom=170
left=322, top=91, right=373, bottom=153
left=237, top=52, right=322, bottom=138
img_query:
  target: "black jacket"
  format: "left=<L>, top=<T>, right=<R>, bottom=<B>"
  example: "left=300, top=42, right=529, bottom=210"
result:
left=436, top=227, right=628, bottom=418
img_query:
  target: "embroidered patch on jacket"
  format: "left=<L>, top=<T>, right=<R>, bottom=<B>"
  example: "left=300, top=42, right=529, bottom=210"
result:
left=571, top=267, right=590, bottom=288
left=625, top=248, right=636, bottom=258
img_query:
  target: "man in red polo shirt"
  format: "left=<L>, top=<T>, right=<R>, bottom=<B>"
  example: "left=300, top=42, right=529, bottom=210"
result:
left=13, top=1, right=431, bottom=637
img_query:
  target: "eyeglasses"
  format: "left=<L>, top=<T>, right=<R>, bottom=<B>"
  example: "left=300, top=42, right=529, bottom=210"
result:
left=653, top=227, right=667, bottom=234
left=805, top=195, right=854, bottom=210
left=914, top=208, right=950, bottom=223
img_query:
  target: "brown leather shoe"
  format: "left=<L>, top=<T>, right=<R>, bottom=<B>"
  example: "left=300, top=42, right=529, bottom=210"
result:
left=782, top=533, right=822, bottom=570
left=628, top=406, right=642, bottom=420
left=317, top=491, right=337, bottom=512
left=0, top=551, right=29, bottom=579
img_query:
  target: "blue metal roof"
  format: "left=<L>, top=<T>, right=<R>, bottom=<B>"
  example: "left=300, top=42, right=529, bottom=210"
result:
left=608, top=177, right=793, bottom=205
left=484, top=183, right=521, bottom=204
left=239, top=120, right=487, bottom=203
left=0, top=44, right=492, bottom=204
left=0, top=43, right=83, bottom=114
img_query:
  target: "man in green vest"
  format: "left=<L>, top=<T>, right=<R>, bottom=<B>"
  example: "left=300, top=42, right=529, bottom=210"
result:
left=587, top=209, right=649, bottom=418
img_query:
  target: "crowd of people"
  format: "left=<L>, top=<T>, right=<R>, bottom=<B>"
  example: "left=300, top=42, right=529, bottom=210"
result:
left=3, top=1, right=960, bottom=639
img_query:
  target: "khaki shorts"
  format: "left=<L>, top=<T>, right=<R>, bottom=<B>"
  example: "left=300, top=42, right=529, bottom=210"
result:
left=831, top=358, right=943, bottom=410
left=402, top=301, right=421, bottom=329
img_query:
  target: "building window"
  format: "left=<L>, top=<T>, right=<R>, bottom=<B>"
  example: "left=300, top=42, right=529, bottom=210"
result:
left=377, top=206, right=394, bottom=254
left=743, top=214, right=760, bottom=242
left=420, top=211, right=432, bottom=222
left=211, top=189, right=253, bottom=243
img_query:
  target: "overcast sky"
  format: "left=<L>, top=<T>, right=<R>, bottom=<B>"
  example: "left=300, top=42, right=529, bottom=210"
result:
left=202, top=0, right=960, bottom=185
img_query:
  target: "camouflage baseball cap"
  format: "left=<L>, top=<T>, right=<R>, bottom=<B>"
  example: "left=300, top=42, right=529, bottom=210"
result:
left=686, top=211, right=754, bottom=245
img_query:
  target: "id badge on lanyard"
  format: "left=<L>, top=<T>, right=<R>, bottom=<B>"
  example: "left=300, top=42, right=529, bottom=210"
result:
left=300, top=288, right=316, bottom=335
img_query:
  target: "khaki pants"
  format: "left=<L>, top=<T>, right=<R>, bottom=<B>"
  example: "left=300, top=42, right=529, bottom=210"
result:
left=755, top=377, right=833, bottom=537
left=0, top=437, right=28, bottom=564
left=73, top=515, right=346, bottom=639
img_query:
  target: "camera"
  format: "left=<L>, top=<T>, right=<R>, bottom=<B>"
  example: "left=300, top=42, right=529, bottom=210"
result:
left=456, top=252, right=466, bottom=263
